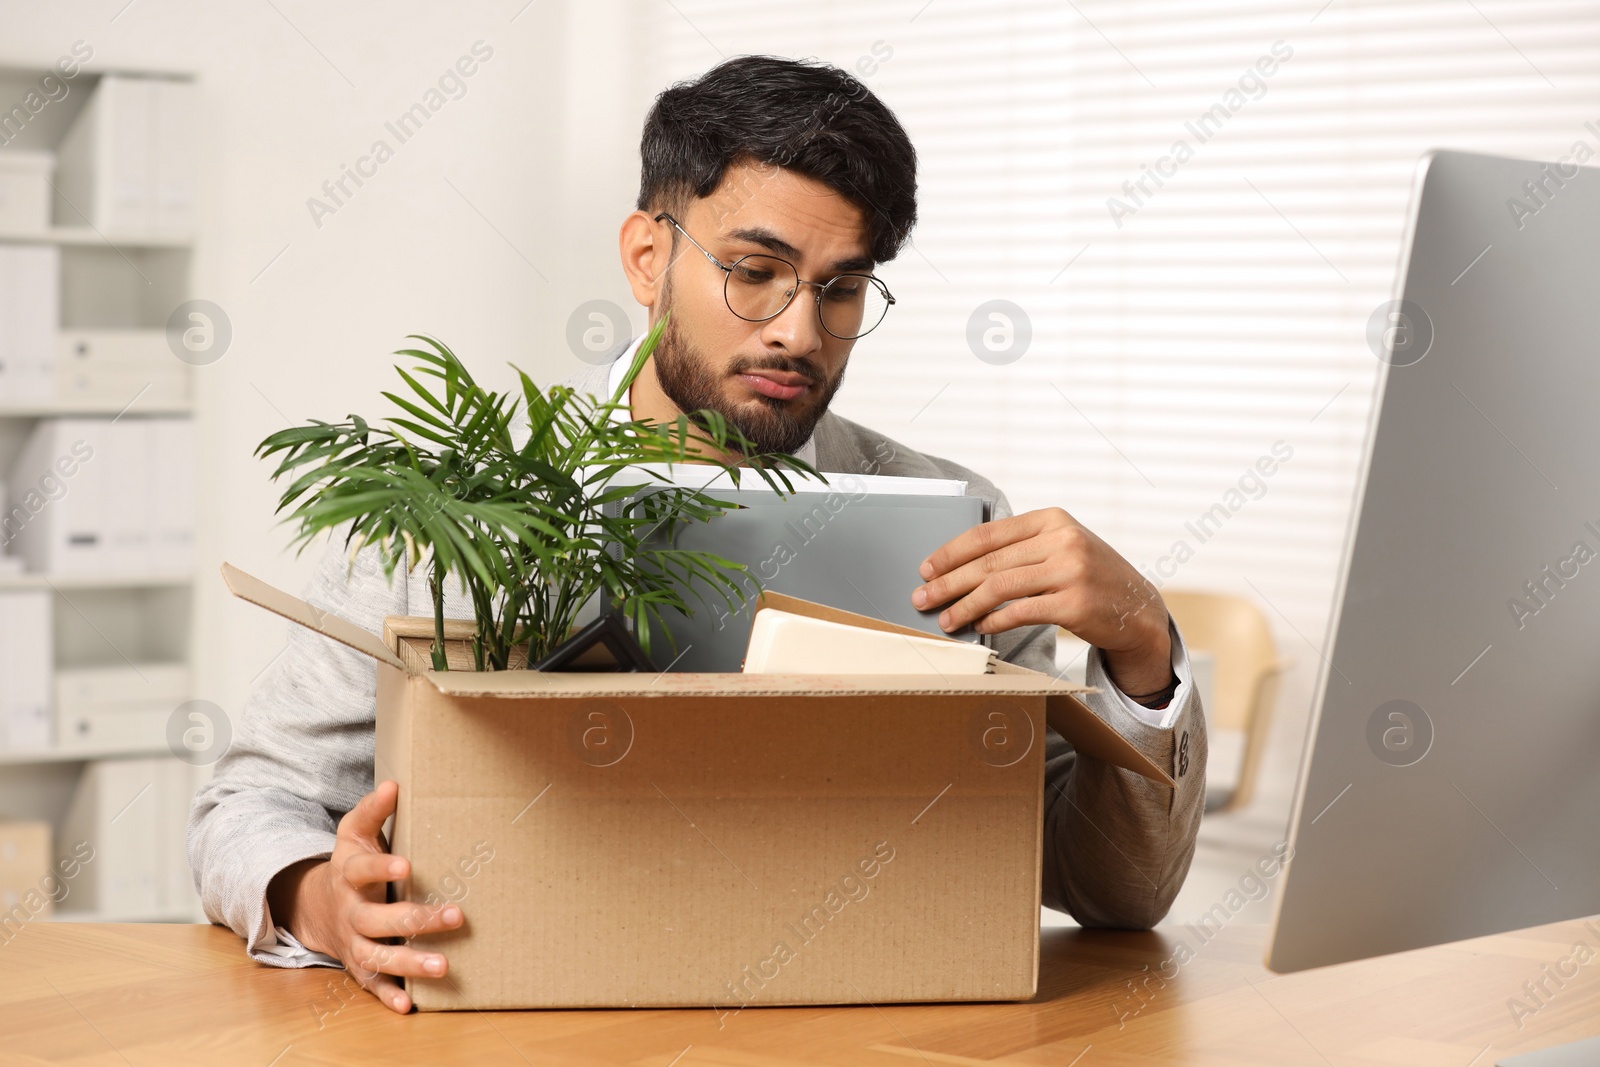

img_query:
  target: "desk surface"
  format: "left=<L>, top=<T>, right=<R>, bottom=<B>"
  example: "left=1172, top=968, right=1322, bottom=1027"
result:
left=3, top=918, right=1598, bottom=1066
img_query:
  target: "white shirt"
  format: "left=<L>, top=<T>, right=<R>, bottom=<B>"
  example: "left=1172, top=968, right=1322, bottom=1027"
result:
left=605, top=335, right=1186, bottom=729
left=1099, top=628, right=1188, bottom=730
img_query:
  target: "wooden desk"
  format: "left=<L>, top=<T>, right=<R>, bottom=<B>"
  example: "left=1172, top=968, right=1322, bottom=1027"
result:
left=3, top=918, right=1598, bottom=1065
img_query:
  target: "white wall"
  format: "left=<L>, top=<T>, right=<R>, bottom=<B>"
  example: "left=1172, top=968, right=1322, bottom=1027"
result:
left=1, top=0, right=661, bottom=720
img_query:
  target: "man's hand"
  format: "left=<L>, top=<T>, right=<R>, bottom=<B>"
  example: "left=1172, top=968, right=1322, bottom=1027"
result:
left=913, top=507, right=1173, bottom=697
left=266, top=780, right=464, bottom=1014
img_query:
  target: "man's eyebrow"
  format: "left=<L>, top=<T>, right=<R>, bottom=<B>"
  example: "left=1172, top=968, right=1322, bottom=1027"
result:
left=724, top=226, right=876, bottom=274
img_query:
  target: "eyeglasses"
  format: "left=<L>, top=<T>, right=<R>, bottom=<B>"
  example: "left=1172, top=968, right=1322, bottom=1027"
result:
left=654, top=212, right=895, bottom=340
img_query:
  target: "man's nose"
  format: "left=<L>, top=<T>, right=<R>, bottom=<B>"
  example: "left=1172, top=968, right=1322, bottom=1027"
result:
left=759, top=285, right=825, bottom=355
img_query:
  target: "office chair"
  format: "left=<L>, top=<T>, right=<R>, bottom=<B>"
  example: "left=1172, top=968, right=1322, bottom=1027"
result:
left=1161, top=589, right=1289, bottom=814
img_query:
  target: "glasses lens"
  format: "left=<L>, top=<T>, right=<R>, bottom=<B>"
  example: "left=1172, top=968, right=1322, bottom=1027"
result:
left=819, top=274, right=890, bottom=339
left=724, top=255, right=799, bottom=322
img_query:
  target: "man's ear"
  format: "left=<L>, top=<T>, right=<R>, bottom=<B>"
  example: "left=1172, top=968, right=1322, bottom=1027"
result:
left=619, top=210, right=668, bottom=311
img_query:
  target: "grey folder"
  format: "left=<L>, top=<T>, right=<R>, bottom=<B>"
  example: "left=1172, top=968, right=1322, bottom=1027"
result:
left=604, top=487, right=987, bottom=672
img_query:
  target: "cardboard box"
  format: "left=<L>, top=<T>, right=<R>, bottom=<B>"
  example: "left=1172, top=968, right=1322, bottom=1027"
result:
left=55, top=330, right=190, bottom=408
left=54, top=706, right=171, bottom=753
left=222, top=563, right=1172, bottom=1011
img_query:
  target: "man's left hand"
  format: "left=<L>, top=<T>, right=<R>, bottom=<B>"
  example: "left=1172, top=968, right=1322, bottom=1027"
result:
left=913, top=507, right=1173, bottom=697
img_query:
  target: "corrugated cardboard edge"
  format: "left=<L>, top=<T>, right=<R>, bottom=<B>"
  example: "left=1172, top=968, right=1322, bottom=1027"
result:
left=220, top=562, right=406, bottom=671
left=384, top=616, right=485, bottom=672
left=372, top=667, right=414, bottom=919
left=756, top=590, right=1174, bottom=789
left=374, top=666, right=430, bottom=1011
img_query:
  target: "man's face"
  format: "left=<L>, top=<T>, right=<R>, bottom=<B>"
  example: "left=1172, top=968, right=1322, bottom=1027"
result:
left=650, top=163, right=874, bottom=456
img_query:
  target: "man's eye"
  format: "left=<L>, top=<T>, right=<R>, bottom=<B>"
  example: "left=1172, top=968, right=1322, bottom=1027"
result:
left=733, top=266, right=775, bottom=284
left=826, top=282, right=864, bottom=300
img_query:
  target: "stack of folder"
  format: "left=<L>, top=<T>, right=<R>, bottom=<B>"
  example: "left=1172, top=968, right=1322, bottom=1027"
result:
left=6, top=417, right=196, bottom=575
left=601, top=469, right=990, bottom=673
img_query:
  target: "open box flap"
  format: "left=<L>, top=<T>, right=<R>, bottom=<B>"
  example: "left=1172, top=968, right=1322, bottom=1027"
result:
left=220, top=562, right=407, bottom=671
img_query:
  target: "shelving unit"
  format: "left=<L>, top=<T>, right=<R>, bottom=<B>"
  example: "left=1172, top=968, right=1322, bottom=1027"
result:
left=50, top=905, right=195, bottom=924
left=0, top=740, right=173, bottom=768
left=0, top=572, right=193, bottom=591
left=0, top=62, right=203, bottom=924
left=0, top=401, right=192, bottom=417
left=0, top=227, right=193, bottom=248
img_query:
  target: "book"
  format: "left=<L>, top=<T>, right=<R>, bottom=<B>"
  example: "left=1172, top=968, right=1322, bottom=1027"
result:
left=743, top=606, right=995, bottom=675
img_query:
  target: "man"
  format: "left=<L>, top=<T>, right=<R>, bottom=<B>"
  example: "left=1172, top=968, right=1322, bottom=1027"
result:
left=190, top=55, right=1206, bottom=1014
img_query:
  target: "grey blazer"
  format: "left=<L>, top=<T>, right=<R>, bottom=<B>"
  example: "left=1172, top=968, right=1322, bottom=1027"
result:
left=188, top=339, right=1207, bottom=966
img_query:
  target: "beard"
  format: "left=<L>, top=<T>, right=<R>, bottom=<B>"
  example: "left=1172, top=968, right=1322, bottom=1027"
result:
left=650, top=289, right=846, bottom=457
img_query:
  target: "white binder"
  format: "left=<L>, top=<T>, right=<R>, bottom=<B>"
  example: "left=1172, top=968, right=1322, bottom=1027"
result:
left=58, top=756, right=193, bottom=919
left=55, top=75, right=196, bottom=234
left=148, top=419, right=196, bottom=572
left=0, top=245, right=59, bottom=404
left=0, top=591, right=53, bottom=752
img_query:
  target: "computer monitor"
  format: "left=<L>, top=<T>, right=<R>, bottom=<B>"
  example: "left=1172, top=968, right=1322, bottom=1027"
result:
left=1267, top=150, right=1600, bottom=987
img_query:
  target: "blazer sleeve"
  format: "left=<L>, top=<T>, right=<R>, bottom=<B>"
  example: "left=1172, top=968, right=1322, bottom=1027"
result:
left=986, top=494, right=1207, bottom=930
left=186, top=531, right=406, bottom=965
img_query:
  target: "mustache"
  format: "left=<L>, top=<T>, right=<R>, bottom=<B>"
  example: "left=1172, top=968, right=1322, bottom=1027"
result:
left=728, top=355, right=822, bottom=385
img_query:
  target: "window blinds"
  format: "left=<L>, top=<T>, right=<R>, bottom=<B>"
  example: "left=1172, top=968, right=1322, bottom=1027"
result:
left=641, top=0, right=1600, bottom=715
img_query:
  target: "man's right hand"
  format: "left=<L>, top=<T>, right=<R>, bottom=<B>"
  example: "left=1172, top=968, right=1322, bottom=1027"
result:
left=266, top=779, right=465, bottom=1014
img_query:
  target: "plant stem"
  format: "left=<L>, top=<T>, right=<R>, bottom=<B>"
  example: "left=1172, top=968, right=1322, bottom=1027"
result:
left=429, top=557, right=448, bottom=671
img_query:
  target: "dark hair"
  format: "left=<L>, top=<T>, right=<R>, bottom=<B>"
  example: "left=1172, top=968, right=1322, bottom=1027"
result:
left=637, top=55, right=917, bottom=263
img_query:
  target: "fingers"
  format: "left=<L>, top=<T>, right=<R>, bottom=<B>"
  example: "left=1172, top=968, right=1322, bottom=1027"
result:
left=352, top=966, right=413, bottom=1015
left=919, top=513, right=1028, bottom=581
left=350, top=934, right=451, bottom=983
left=337, top=852, right=407, bottom=890
left=316, top=782, right=458, bottom=1017
left=351, top=898, right=464, bottom=940
left=940, top=563, right=1062, bottom=633
left=338, top=780, right=399, bottom=846
left=969, top=590, right=1074, bottom=635
left=914, top=540, right=1053, bottom=622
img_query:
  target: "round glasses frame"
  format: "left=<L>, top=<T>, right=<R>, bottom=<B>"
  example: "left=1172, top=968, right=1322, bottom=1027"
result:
left=654, top=211, right=895, bottom=340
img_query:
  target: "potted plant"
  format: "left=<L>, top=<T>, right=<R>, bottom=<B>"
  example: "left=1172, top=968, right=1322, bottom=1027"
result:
left=256, top=315, right=817, bottom=672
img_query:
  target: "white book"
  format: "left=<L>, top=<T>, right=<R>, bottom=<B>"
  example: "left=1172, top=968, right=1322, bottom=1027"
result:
left=743, top=607, right=994, bottom=675
left=0, top=591, right=53, bottom=751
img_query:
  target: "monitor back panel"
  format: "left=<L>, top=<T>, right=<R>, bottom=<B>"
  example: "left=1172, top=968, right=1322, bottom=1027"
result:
left=1268, top=150, right=1600, bottom=971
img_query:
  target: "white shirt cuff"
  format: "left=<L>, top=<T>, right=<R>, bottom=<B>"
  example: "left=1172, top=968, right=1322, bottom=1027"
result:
left=1106, top=618, right=1192, bottom=730
left=255, top=924, right=342, bottom=968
